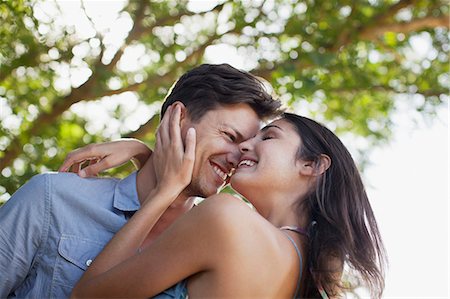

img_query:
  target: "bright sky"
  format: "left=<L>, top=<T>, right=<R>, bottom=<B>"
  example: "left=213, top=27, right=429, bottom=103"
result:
left=19, top=1, right=450, bottom=298
left=366, top=104, right=448, bottom=298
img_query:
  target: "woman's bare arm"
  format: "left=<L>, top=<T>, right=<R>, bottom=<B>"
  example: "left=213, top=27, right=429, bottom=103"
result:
left=59, top=139, right=152, bottom=177
left=71, top=195, right=230, bottom=298
left=71, top=193, right=277, bottom=298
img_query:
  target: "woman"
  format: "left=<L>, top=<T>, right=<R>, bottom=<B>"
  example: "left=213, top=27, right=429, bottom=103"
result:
left=70, top=108, right=386, bottom=298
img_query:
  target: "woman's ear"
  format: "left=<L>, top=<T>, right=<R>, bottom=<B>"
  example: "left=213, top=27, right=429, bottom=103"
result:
left=298, top=154, right=331, bottom=177
left=316, top=154, right=331, bottom=175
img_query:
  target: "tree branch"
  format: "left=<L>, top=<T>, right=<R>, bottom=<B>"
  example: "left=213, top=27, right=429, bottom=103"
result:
left=328, top=85, right=447, bottom=98
left=123, top=114, right=159, bottom=139
left=105, top=2, right=225, bottom=73
left=333, top=0, right=418, bottom=50
left=0, top=13, right=225, bottom=171
left=253, top=1, right=446, bottom=80
left=0, top=77, right=96, bottom=169
left=118, top=31, right=225, bottom=139
left=360, top=15, right=450, bottom=39
left=97, top=30, right=222, bottom=98
left=370, top=0, right=418, bottom=25
left=103, top=1, right=148, bottom=72
left=252, top=59, right=313, bottom=80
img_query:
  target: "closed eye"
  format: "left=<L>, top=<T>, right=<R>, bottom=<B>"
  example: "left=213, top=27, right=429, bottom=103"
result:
left=261, top=134, right=274, bottom=141
left=223, top=131, right=237, bottom=142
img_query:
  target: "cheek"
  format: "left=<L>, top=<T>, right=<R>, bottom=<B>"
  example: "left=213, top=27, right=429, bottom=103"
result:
left=261, top=152, right=298, bottom=180
left=191, top=144, right=207, bottom=173
left=229, top=174, right=254, bottom=199
left=211, top=140, right=238, bottom=158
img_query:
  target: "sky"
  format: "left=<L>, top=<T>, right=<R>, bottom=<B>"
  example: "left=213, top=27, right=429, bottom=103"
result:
left=13, top=1, right=450, bottom=298
left=365, top=104, right=448, bottom=298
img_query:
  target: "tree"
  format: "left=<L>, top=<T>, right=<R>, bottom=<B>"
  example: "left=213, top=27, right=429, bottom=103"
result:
left=0, top=0, right=448, bottom=199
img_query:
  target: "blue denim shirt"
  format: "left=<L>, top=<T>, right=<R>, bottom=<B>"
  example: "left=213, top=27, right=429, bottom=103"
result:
left=0, top=172, right=140, bottom=298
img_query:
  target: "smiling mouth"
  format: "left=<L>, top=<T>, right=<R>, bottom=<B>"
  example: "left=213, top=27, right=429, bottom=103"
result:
left=238, top=159, right=257, bottom=168
left=212, top=164, right=228, bottom=181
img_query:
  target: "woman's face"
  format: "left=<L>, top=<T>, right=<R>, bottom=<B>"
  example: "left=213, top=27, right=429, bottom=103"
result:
left=230, top=118, right=303, bottom=201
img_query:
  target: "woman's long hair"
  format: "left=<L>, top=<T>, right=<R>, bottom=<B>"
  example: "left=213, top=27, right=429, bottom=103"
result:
left=283, top=113, right=386, bottom=298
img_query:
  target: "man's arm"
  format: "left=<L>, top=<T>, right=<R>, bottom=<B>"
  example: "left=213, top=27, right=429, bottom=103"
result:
left=0, top=174, right=49, bottom=297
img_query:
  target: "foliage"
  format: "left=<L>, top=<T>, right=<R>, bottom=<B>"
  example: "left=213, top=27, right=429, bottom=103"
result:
left=0, top=0, right=448, bottom=199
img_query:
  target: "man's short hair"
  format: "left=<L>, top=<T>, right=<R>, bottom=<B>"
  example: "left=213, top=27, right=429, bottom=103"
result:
left=161, top=64, right=281, bottom=122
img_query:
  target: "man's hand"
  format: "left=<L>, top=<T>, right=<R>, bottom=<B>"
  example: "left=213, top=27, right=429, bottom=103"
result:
left=59, top=139, right=152, bottom=177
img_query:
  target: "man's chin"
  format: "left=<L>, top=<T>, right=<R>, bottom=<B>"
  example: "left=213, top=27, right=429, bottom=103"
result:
left=186, top=179, right=228, bottom=198
left=185, top=185, right=212, bottom=198
left=200, top=184, right=224, bottom=197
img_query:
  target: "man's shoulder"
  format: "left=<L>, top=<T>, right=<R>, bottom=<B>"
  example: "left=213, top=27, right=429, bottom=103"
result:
left=24, top=171, right=120, bottom=187
left=41, top=172, right=123, bottom=194
left=46, top=171, right=120, bottom=184
left=6, top=172, right=124, bottom=208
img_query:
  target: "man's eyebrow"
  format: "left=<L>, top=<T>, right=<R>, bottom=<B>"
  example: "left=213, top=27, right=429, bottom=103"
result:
left=261, top=124, right=283, bottom=132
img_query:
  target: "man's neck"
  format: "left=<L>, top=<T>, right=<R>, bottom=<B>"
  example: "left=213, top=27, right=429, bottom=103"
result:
left=136, top=156, right=157, bottom=205
left=135, top=155, right=195, bottom=246
left=136, top=155, right=192, bottom=206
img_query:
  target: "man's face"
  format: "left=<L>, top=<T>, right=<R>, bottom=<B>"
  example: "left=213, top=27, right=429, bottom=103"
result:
left=183, top=103, right=260, bottom=197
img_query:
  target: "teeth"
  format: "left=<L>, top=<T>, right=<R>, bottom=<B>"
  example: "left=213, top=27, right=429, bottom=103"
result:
left=213, top=165, right=227, bottom=181
left=238, top=160, right=256, bottom=167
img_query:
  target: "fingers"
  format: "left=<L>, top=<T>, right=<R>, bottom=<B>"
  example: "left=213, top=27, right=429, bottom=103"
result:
left=59, top=154, right=80, bottom=172
left=155, top=104, right=184, bottom=157
left=89, top=158, right=100, bottom=167
left=59, top=139, right=151, bottom=178
left=78, top=158, right=111, bottom=177
left=157, top=105, right=172, bottom=149
left=170, top=104, right=182, bottom=148
left=70, top=161, right=82, bottom=174
left=184, top=127, right=196, bottom=163
left=59, top=145, right=97, bottom=172
left=179, top=127, right=196, bottom=186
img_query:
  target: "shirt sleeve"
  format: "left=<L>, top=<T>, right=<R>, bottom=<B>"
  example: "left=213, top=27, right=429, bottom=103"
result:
left=0, top=174, right=49, bottom=297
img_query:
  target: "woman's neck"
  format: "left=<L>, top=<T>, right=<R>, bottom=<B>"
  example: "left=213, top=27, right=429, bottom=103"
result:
left=252, top=191, right=310, bottom=230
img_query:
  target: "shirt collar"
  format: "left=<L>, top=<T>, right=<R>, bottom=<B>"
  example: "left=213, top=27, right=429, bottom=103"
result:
left=113, top=172, right=140, bottom=212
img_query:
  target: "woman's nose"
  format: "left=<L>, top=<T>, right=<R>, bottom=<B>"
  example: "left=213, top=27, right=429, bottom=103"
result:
left=238, top=140, right=250, bottom=153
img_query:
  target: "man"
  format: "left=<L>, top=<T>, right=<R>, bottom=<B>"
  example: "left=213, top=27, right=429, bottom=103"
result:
left=0, top=64, right=281, bottom=298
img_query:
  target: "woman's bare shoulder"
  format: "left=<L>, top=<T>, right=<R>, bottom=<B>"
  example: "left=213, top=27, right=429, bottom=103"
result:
left=198, top=193, right=251, bottom=209
left=191, top=194, right=275, bottom=246
left=193, top=194, right=258, bottom=227
left=187, top=194, right=296, bottom=296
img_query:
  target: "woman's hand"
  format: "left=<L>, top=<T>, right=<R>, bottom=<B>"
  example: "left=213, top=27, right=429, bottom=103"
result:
left=151, top=104, right=196, bottom=202
left=59, top=139, right=152, bottom=177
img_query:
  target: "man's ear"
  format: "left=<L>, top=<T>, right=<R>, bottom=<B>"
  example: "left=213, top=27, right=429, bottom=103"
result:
left=172, top=101, right=187, bottom=121
left=298, top=154, right=331, bottom=177
left=173, top=101, right=191, bottom=138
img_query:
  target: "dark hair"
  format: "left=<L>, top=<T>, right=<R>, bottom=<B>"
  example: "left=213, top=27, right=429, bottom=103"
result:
left=282, top=113, right=386, bottom=298
left=161, top=64, right=281, bottom=122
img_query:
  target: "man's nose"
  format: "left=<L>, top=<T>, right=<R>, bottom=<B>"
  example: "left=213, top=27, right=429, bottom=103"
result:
left=226, top=147, right=241, bottom=169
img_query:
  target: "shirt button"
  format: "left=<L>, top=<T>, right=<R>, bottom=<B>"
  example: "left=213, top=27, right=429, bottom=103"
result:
left=86, top=259, right=92, bottom=267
